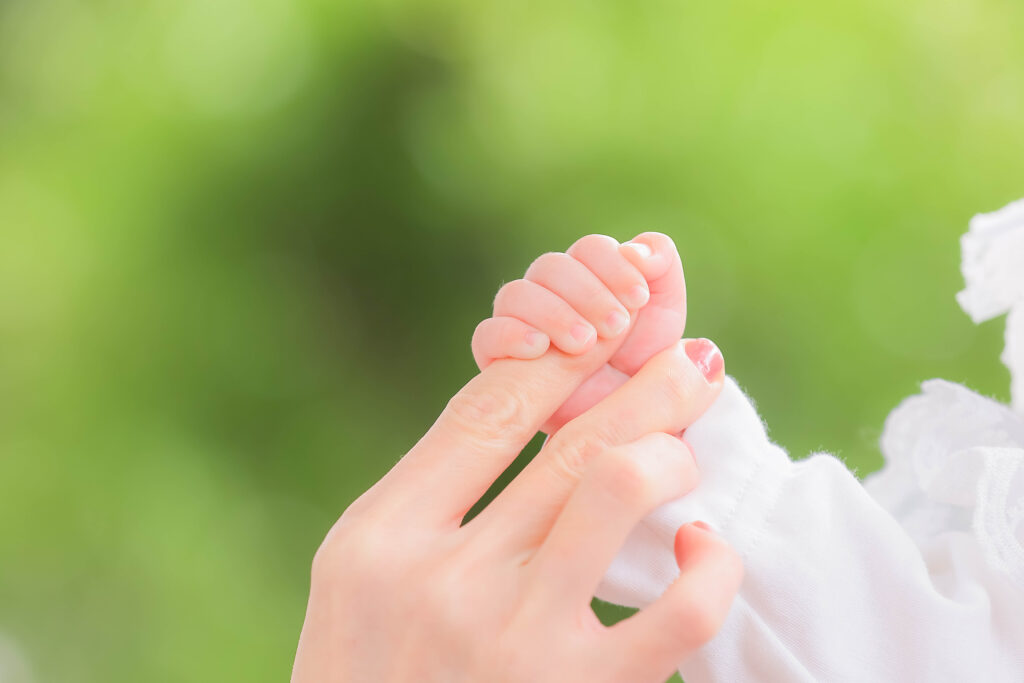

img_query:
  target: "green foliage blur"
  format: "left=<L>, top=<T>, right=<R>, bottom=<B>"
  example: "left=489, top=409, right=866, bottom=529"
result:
left=1, top=0, right=1023, bottom=680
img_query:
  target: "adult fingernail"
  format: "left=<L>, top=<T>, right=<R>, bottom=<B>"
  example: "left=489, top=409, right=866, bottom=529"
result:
left=570, top=323, right=595, bottom=345
left=605, top=310, right=629, bottom=336
left=684, top=338, right=724, bottom=383
left=624, top=241, right=653, bottom=259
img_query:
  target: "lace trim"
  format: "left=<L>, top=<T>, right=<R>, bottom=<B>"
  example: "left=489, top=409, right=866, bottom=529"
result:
left=877, top=380, right=1024, bottom=582
left=971, top=449, right=1024, bottom=585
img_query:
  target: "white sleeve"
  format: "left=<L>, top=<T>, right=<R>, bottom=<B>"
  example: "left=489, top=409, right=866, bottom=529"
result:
left=596, top=377, right=1024, bottom=682
left=597, top=197, right=1024, bottom=681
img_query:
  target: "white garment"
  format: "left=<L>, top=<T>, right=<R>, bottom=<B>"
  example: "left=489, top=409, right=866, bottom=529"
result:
left=597, top=198, right=1024, bottom=682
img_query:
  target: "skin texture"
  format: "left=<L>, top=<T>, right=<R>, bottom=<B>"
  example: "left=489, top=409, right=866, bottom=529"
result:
left=292, top=234, right=740, bottom=683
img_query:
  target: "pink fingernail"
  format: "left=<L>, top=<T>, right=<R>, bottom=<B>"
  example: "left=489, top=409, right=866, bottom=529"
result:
left=692, top=520, right=713, bottom=532
left=684, top=338, right=724, bottom=383
left=605, top=310, right=629, bottom=336
left=570, top=323, right=595, bottom=345
left=525, top=331, right=547, bottom=349
left=624, top=242, right=652, bottom=259
left=628, top=284, right=650, bottom=308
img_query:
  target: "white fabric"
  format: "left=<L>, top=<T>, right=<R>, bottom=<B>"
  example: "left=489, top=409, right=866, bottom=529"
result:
left=598, top=198, right=1024, bottom=681
left=957, top=197, right=1024, bottom=411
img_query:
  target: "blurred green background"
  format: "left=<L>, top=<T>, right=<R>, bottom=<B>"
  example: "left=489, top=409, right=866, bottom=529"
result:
left=1, top=0, right=1023, bottom=680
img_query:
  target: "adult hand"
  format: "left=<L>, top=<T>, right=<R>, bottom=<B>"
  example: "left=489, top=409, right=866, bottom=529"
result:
left=292, top=337, right=741, bottom=682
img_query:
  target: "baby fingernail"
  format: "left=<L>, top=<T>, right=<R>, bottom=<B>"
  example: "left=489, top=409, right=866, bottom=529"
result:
left=692, top=520, right=713, bottom=532
left=684, top=338, right=724, bottom=383
left=628, top=284, right=650, bottom=308
left=605, top=310, right=629, bottom=336
left=570, top=323, right=595, bottom=345
left=624, top=241, right=652, bottom=259
left=525, top=331, right=547, bottom=349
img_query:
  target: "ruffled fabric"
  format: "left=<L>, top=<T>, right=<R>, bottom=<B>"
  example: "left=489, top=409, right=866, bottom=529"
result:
left=595, top=196, right=1024, bottom=682
left=1008, top=307, right=1024, bottom=415
left=864, top=197, right=1024, bottom=584
left=866, top=379, right=1024, bottom=584
left=956, top=197, right=1024, bottom=412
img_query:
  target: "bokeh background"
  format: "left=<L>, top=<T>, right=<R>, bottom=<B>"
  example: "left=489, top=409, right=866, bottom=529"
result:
left=2, top=0, right=1023, bottom=680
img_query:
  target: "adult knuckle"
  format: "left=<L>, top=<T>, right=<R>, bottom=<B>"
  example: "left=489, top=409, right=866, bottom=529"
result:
left=493, top=629, right=542, bottom=681
left=445, top=383, right=529, bottom=441
left=311, top=532, right=355, bottom=584
left=419, top=565, right=459, bottom=611
left=313, top=517, right=399, bottom=587
left=547, top=431, right=608, bottom=481
left=596, top=449, right=655, bottom=509
left=646, top=433, right=694, bottom=480
left=673, top=595, right=725, bottom=645
left=718, top=544, right=745, bottom=589
left=440, top=566, right=474, bottom=610
left=310, top=538, right=339, bottom=583
left=414, top=558, right=483, bottom=636
left=644, top=431, right=684, bottom=453
left=493, top=649, right=533, bottom=682
left=660, top=350, right=699, bottom=405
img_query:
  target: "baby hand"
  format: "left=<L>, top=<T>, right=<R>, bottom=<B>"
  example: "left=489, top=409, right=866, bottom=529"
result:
left=472, top=233, right=693, bottom=432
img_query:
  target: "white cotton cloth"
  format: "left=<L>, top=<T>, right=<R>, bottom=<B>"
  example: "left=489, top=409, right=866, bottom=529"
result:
left=597, top=198, right=1024, bottom=682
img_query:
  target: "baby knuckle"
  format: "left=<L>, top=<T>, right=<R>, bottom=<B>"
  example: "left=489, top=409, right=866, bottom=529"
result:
left=493, top=279, right=524, bottom=311
left=636, top=231, right=673, bottom=250
left=498, top=319, right=527, bottom=346
left=525, top=252, right=569, bottom=280
left=472, top=317, right=491, bottom=340
left=578, top=276, right=614, bottom=303
left=471, top=320, right=492, bottom=353
left=567, top=233, right=617, bottom=257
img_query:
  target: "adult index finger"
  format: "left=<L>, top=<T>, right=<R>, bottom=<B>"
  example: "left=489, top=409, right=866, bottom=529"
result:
left=471, top=338, right=724, bottom=550
left=383, top=335, right=627, bottom=528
